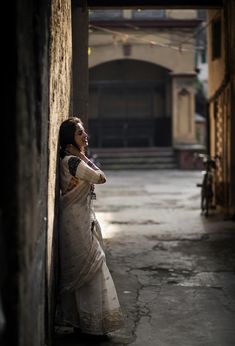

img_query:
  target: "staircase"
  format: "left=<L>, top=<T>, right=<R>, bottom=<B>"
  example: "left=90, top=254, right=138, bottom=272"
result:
left=89, top=147, right=178, bottom=170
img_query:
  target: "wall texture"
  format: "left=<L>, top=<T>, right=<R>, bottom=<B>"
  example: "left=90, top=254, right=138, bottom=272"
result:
left=208, top=2, right=235, bottom=216
left=47, top=0, right=72, bottom=341
left=2, top=1, right=73, bottom=346
left=16, top=1, right=50, bottom=345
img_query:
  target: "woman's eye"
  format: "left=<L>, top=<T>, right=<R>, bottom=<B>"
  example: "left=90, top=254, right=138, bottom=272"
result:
left=78, top=131, right=83, bottom=136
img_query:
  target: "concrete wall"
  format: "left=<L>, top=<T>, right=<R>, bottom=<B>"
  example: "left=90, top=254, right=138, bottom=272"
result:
left=1, top=1, right=72, bottom=346
left=47, top=0, right=72, bottom=341
left=16, top=1, right=51, bottom=345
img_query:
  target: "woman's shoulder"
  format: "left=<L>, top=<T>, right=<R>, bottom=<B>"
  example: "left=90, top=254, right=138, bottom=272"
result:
left=61, top=155, right=83, bottom=176
left=61, top=155, right=80, bottom=164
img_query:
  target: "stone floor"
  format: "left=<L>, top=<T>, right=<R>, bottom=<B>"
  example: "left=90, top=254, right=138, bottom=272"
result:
left=53, top=170, right=235, bottom=346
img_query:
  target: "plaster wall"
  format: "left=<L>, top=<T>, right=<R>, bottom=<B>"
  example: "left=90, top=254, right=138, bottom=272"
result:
left=207, top=10, right=225, bottom=98
left=16, top=1, right=72, bottom=345
left=47, top=0, right=72, bottom=336
left=89, top=29, right=195, bottom=73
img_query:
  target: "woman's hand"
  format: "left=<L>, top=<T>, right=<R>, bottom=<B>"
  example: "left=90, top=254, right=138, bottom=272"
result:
left=77, top=151, right=88, bottom=162
left=65, top=144, right=80, bottom=157
left=65, top=145, right=89, bottom=163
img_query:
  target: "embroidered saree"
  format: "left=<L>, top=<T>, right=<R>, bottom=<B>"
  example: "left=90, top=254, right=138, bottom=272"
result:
left=56, top=155, right=124, bottom=335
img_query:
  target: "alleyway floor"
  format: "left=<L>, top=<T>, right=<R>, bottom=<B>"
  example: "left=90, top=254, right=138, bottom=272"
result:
left=54, top=170, right=235, bottom=346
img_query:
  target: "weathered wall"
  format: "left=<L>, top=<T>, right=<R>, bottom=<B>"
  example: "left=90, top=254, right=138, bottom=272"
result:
left=16, top=1, right=51, bottom=345
left=89, top=28, right=195, bottom=73
left=2, top=1, right=73, bottom=346
left=207, top=2, right=235, bottom=216
left=207, top=10, right=225, bottom=98
left=47, top=0, right=72, bottom=341
left=89, top=9, right=199, bottom=71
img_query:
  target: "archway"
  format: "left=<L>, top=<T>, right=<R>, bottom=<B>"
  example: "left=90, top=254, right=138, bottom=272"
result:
left=88, top=59, right=172, bottom=148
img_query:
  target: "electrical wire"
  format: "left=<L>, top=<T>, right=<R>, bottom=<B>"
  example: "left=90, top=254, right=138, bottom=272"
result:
left=89, top=10, right=221, bottom=52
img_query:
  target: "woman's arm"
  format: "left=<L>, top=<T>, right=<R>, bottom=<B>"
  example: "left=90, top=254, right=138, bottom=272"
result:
left=65, top=144, right=106, bottom=184
left=67, top=156, right=106, bottom=184
left=76, top=151, right=100, bottom=171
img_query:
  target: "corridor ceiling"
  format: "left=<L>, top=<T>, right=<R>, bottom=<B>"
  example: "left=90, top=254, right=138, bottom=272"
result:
left=73, top=0, right=223, bottom=8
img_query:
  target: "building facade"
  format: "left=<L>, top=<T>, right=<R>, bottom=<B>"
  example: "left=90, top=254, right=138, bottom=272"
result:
left=88, top=9, right=202, bottom=155
left=207, top=1, right=235, bottom=217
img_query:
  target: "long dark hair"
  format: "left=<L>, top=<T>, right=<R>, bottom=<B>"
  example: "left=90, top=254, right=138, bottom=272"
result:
left=59, top=117, right=83, bottom=158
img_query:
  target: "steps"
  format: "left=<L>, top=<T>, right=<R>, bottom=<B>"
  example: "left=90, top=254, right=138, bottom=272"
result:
left=89, top=147, right=178, bottom=170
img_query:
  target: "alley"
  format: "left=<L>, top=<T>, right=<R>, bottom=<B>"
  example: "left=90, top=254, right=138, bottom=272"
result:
left=54, top=169, right=235, bottom=346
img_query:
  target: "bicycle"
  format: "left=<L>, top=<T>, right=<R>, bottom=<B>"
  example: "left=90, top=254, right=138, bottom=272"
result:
left=196, top=154, right=219, bottom=217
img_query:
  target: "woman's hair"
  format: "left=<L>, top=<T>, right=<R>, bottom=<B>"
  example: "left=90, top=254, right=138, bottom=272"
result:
left=59, top=117, right=83, bottom=158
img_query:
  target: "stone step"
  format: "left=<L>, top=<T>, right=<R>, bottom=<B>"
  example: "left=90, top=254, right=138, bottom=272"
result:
left=91, top=151, right=174, bottom=158
left=97, top=156, right=176, bottom=164
left=89, top=147, right=178, bottom=170
left=100, top=163, right=178, bottom=170
left=90, top=146, right=174, bottom=154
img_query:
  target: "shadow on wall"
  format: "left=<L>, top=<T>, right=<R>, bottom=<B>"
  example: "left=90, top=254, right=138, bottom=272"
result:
left=46, top=141, right=61, bottom=346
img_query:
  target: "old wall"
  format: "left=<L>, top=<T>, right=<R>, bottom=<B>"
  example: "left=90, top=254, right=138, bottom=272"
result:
left=207, top=1, right=235, bottom=215
left=16, top=1, right=51, bottom=345
left=48, top=0, right=72, bottom=341
left=207, top=10, right=225, bottom=98
left=2, top=1, right=73, bottom=346
left=89, top=28, right=195, bottom=73
left=88, top=9, right=198, bottom=72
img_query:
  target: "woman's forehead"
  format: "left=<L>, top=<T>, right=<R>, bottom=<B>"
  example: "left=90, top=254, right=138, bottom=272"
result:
left=76, top=123, right=84, bottom=131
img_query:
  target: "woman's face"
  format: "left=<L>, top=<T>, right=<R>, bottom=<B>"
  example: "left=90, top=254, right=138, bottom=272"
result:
left=74, top=123, right=88, bottom=149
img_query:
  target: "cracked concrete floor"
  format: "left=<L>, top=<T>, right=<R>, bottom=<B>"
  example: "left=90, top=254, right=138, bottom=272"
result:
left=54, top=170, right=235, bottom=346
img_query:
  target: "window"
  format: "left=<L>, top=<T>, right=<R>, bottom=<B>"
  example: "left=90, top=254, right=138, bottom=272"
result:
left=212, top=18, right=221, bottom=60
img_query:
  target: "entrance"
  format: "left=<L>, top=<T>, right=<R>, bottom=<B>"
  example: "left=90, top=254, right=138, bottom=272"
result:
left=88, top=60, right=172, bottom=147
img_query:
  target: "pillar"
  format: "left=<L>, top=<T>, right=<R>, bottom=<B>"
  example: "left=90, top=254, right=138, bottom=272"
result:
left=171, top=72, right=197, bottom=146
left=72, top=3, right=89, bottom=129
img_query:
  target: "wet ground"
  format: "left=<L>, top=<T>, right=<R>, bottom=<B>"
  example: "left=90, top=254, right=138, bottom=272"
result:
left=54, top=170, right=235, bottom=346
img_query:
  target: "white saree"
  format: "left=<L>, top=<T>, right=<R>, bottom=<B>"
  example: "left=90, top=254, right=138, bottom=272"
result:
left=56, top=155, right=124, bottom=335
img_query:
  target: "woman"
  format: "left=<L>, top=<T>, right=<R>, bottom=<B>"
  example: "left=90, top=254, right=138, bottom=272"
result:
left=56, top=117, right=124, bottom=339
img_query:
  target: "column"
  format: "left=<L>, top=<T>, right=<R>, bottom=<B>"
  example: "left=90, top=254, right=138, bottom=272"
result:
left=171, top=72, right=197, bottom=146
left=72, top=3, right=89, bottom=129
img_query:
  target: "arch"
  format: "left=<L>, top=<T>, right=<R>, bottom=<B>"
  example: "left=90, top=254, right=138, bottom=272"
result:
left=89, top=57, right=172, bottom=75
left=88, top=59, right=173, bottom=148
left=89, top=58, right=172, bottom=80
left=89, top=38, right=187, bottom=72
